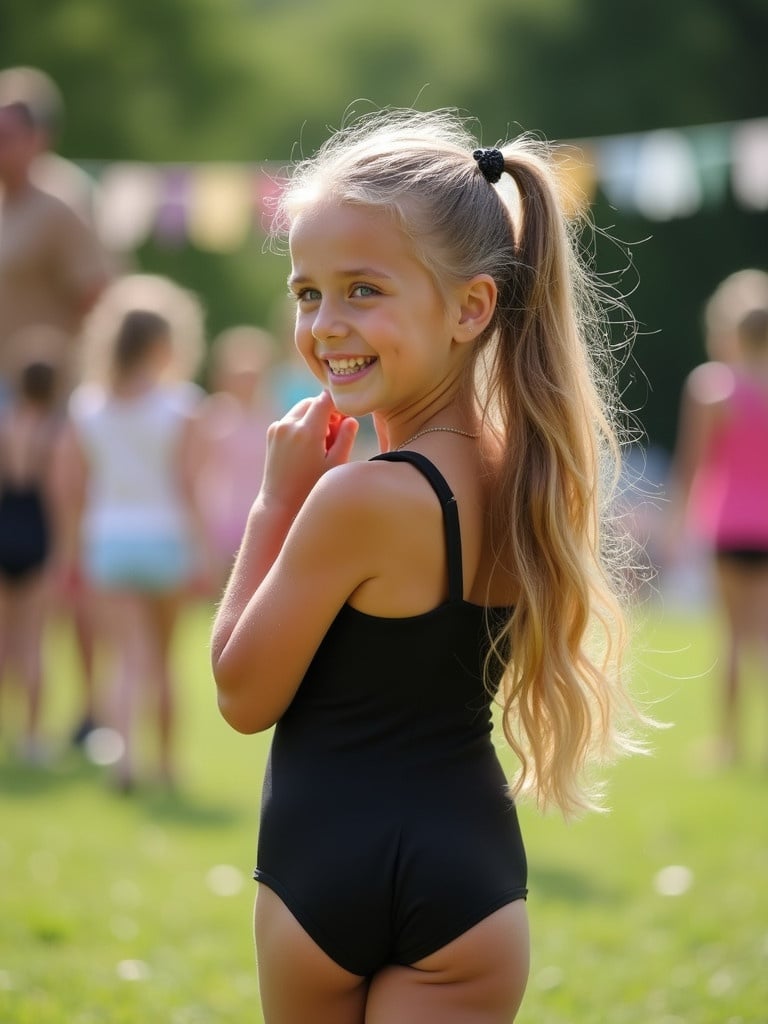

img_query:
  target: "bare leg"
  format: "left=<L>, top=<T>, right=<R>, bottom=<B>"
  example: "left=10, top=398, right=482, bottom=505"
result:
left=58, top=574, right=101, bottom=746
left=144, top=590, right=184, bottom=786
left=365, top=902, right=529, bottom=1024
left=713, top=561, right=751, bottom=761
left=0, top=585, right=11, bottom=731
left=254, top=885, right=529, bottom=1024
left=254, top=885, right=368, bottom=1024
left=0, top=575, right=50, bottom=756
left=14, top=573, right=50, bottom=750
left=742, top=567, right=768, bottom=763
left=72, top=590, right=98, bottom=727
left=721, top=635, right=741, bottom=763
left=91, top=590, right=154, bottom=789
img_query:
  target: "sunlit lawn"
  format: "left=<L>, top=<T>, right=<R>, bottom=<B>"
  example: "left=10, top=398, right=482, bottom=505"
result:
left=1, top=597, right=766, bottom=1023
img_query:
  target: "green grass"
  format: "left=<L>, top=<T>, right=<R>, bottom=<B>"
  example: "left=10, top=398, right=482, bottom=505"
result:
left=1, top=600, right=766, bottom=1023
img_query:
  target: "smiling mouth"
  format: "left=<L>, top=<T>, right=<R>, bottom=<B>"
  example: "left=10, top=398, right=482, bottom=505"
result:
left=325, top=356, right=377, bottom=376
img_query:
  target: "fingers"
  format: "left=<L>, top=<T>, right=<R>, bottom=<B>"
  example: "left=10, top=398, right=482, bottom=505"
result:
left=301, top=389, right=335, bottom=428
left=279, top=391, right=335, bottom=430
left=269, top=389, right=356, bottom=472
left=282, top=395, right=319, bottom=422
left=267, top=393, right=330, bottom=447
left=325, top=414, right=359, bottom=466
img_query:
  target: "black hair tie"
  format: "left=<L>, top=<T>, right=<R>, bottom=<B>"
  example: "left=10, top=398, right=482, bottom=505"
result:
left=472, top=147, right=505, bottom=184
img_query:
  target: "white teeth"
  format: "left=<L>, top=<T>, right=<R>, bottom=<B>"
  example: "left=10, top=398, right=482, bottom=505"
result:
left=327, top=356, right=375, bottom=375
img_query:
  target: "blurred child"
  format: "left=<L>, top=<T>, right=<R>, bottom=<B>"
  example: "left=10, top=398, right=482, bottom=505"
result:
left=701, top=268, right=768, bottom=364
left=670, top=271, right=768, bottom=762
left=0, top=358, right=61, bottom=760
left=196, top=326, right=276, bottom=585
left=60, top=288, right=208, bottom=791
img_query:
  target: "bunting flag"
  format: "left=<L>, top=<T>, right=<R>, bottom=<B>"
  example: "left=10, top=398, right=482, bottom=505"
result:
left=96, top=162, right=162, bottom=251
left=153, top=168, right=190, bottom=247
left=731, top=118, right=768, bottom=210
left=69, top=117, right=768, bottom=252
left=187, top=164, right=253, bottom=251
left=632, top=130, right=702, bottom=220
left=594, top=133, right=644, bottom=211
left=687, top=124, right=732, bottom=206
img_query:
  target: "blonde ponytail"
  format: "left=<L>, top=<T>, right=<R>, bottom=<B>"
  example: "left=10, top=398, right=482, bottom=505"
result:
left=481, top=146, right=643, bottom=816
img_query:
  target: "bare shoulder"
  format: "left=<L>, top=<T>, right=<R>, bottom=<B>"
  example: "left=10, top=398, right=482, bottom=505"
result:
left=299, top=455, right=460, bottom=616
left=305, top=456, right=443, bottom=538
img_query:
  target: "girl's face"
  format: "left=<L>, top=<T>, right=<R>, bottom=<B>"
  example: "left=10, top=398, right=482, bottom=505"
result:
left=288, top=199, right=462, bottom=419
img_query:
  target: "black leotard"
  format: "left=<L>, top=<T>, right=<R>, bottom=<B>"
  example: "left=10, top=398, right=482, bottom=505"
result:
left=254, top=451, right=527, bottom=977
left=0, top=481, right=50, bottom=584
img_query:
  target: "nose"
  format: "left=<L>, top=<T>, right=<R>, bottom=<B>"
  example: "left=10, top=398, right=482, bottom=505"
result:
left=310, top=298, right=348, bottom=342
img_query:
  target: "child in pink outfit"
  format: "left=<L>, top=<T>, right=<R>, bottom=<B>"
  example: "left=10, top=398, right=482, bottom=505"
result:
left=196, top=327, right=276, bottom=585
left=672, top=283, right=768, bottom=762
left=686, top=360, right=768, bottom=554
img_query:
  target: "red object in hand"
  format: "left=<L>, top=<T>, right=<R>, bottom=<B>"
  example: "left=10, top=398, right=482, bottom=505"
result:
left=325, top=411, right=346, bottom=453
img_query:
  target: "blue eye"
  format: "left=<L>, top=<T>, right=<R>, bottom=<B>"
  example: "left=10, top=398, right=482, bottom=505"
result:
left=351, top=284, right=377, bottom=298
left=294, top=287, right=321, bottom=303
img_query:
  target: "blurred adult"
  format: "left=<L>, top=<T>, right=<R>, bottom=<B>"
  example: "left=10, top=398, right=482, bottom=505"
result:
left=0, top=66, right=112, bottom=402
left=0, top=66, right=114, bottom=745
left=670, top=270, right=768, bottom=762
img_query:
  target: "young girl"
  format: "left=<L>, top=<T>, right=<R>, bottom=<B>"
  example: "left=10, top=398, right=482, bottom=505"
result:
left=195, top=325, right=276, bottom=586
left=61, top=296, right=207, bottom=790
left=211, top=109, right=642, bottom=1023
left=0, top=357, right=61, bottom=760
left=670, top=281, right=768, bottom=763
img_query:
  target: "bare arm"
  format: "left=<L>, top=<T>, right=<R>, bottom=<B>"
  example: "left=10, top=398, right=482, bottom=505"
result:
left=49, top=419, right=88, bottom=572
left=175, top=403, right=218, bottom=589
left=211, top=391, right=361, bottom=732
left=667, top=362, right=730, bottom=546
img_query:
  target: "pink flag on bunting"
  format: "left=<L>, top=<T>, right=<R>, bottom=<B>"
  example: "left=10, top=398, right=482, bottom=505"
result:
left=731, top=119, right=768, bottom=210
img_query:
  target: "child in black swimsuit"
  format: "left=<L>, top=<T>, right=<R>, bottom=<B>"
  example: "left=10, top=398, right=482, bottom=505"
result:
left=212, top=109, right=645, bottom=1023
left=0, top=359, right=60, bottom=760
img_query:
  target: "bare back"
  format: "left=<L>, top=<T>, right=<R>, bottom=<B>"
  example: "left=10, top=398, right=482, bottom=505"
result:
left=0, top=407, right=56, bottom=487
left=345, top=436, right=517, bottom=619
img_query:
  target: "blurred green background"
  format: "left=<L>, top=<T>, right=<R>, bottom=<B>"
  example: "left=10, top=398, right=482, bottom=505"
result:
left=2, top=0, right=767, bottom=449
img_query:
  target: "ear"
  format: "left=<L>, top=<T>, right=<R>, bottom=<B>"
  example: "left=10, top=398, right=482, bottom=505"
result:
left=452, top=274, right=497, bottom=345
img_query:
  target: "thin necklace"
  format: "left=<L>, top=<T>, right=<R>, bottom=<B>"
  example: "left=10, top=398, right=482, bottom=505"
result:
left=395, top=425, right=480, bottom=451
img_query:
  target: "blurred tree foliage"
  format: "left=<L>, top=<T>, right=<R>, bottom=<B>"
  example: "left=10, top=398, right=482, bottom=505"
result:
left=1, top=0, right=766, bottom=447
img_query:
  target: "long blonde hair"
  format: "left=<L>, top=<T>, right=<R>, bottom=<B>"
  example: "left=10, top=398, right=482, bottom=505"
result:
left=277, top=108, right=646, bottom=817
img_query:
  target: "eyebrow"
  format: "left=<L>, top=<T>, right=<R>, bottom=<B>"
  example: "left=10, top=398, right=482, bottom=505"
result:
left=287, top=267, right=393, bottom=288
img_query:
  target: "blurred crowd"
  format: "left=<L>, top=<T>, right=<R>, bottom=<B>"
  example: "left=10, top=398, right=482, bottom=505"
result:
left=0, top=67, right=320, bottom=790
left=1, top=67, right=767, bottom=787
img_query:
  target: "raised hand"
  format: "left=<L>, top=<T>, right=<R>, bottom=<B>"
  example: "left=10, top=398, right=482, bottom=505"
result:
left=260, top=391, right=358, bottom=513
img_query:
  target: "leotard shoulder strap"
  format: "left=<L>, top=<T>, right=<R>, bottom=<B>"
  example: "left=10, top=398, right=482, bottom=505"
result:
left=371, top=450, right=464, bottom=604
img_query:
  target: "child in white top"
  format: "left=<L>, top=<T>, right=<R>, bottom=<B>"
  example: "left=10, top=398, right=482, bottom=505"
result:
left=61, top=300, right=207, bottom=790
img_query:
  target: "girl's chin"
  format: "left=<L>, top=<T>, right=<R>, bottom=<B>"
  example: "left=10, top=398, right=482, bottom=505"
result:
left=329, top=391, right=382, bottom=421
left=328, top=395, right=367, bottom=417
